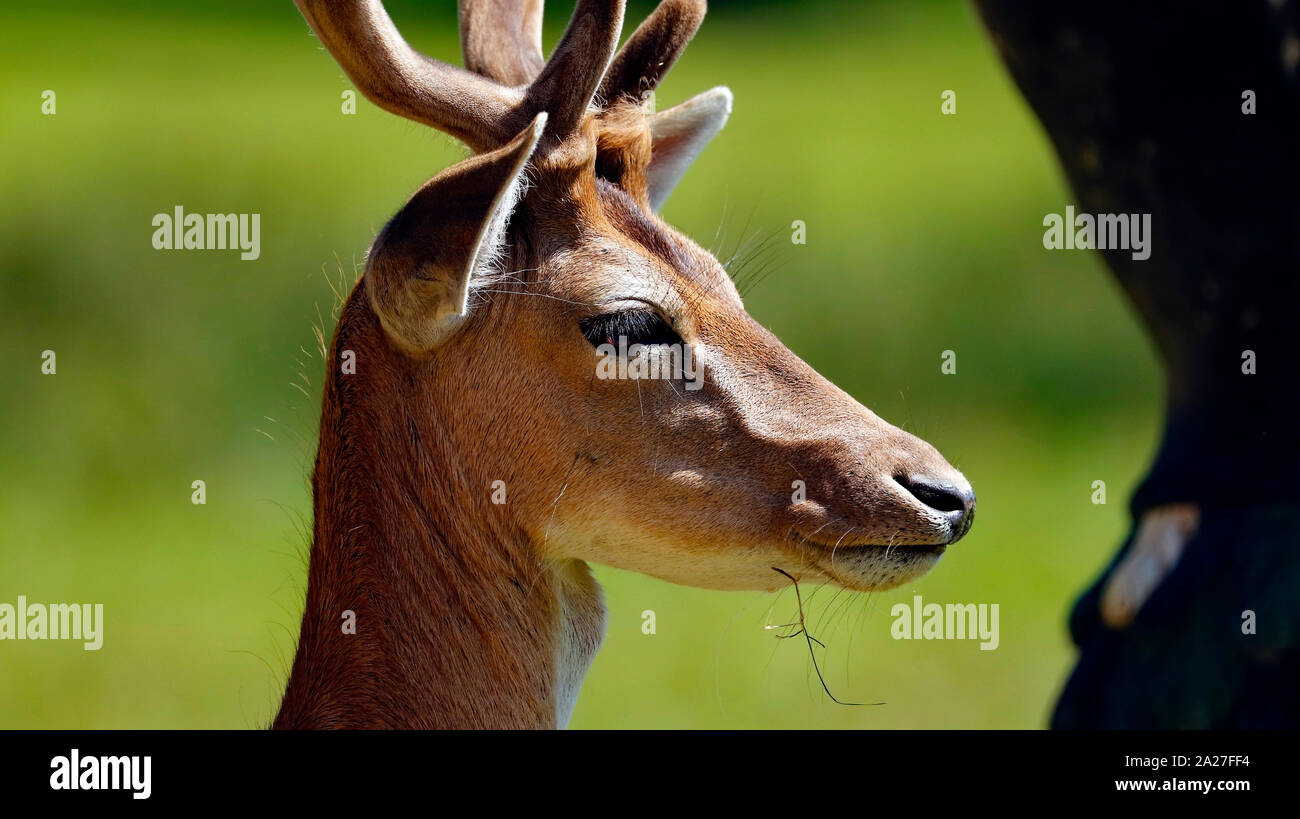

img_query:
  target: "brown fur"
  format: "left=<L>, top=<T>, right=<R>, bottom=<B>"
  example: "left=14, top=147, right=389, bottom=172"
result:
left=276, top=0, right=975, bottom=729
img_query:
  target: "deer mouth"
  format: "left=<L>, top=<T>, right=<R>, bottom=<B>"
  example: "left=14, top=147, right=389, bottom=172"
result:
left=789, top=519, right=959, bottom=554
left=784, top=530, right=951, bottom=591
left=806, top=538, right=949, bottom=561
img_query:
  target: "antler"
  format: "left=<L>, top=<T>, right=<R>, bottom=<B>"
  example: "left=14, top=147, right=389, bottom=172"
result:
left=523, top=1, right=626, bottom=137
left=298, top=0, right=731, bottom=350
left=459, top=0, right=707, bottom=107
left=599, top=0, right=706, bottom=105
left=296, top=0, right=627, bottom=151
left=459, top=0, right=546, bottom=86
left=294, top=0, right=522, bottom=151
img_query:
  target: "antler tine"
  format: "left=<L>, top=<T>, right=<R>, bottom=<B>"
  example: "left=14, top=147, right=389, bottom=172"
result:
left=459, top=0, right=547, bottom=86
left=522, top=0, right=627, bottom=142
left=295, top=0, right=522, bottom=152
left=598, top=0, right=706, bottom=105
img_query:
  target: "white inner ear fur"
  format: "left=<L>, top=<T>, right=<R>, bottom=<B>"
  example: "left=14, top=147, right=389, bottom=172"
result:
left=460, top=112, right=548, bottom=313
left=647, top=86, right=732, bottom=212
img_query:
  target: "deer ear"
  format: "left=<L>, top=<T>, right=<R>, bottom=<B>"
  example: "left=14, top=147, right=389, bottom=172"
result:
left=646, top=86, right=732, bottom=212
left=366, top=112, right=547, bottom=352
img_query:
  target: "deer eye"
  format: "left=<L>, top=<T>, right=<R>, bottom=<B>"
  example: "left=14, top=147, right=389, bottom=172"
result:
left=580, top=309, right=682, bottom=349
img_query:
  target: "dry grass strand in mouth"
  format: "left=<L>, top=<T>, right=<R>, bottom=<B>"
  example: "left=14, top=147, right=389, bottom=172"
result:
left=769, top=567, right=883, bottom=708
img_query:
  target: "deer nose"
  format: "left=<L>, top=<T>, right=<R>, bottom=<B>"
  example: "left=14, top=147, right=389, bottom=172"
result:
left=896, top=474, right=976, bottom=541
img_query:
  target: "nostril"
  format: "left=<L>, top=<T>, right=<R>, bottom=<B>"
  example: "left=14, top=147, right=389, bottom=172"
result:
left=895, top=474, right=973, bottom=515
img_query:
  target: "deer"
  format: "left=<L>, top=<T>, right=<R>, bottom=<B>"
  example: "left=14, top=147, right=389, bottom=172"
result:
left=274, top=0, right=976, bottom=729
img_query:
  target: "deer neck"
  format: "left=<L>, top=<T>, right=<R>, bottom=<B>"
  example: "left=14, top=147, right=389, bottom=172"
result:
left=275, top=295, right=605, bottom=729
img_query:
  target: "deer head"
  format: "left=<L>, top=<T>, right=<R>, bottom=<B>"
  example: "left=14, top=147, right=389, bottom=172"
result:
left=280, top=0, right=974, bottom=728
left=282, top=0, right=977, bottom=733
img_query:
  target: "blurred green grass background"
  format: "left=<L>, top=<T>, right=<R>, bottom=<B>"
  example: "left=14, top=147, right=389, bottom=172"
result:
left=0, top=0, right=1161, bottom=728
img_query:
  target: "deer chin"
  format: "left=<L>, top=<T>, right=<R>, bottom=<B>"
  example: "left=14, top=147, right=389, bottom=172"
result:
left=793, top=540, right=948, bottom=592
left=538, top=515, right=950, bottom=594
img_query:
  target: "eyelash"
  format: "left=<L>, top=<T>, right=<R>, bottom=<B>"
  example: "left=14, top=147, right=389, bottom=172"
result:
left=580, top=309, right=682, bottom=348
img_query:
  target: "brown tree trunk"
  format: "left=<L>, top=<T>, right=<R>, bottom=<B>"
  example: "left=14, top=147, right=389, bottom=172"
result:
left=973, top=0, right=1300, bottom=727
